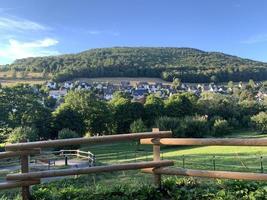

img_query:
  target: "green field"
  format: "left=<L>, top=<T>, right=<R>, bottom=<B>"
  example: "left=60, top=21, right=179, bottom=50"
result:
left=82, top=130, right=267, bottom=174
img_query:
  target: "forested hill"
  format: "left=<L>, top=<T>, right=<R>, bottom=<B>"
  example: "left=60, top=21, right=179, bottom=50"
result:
left=5, top=47, right=267, bottom=82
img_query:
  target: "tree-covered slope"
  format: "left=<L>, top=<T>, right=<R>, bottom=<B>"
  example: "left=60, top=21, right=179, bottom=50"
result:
left=6, top=47, right=267, bottom=82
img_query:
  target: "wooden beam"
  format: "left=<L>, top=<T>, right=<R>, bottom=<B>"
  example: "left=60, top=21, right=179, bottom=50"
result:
left=0, top=180, right=40, bottom=190
left=7, top=160, right=174, bottom=180
left=21, top=154, right=30, bottom=200
left=6, top=131, right=172, bottom=151
left=0, top=149, right=40, bottom=159
left=152, top=128, right=161, bottom=187
left=142, top=167, right=267, bottom=181
left=140, top=138, right=267, bottom=146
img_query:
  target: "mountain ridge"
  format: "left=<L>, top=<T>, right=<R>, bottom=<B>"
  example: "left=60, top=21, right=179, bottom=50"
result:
left=4, top=47, right=267, bottom=83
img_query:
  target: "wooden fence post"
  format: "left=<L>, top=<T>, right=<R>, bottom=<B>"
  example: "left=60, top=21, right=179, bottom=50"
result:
left=152, top=128, right=161, bottom=188
left=21, top=154, right=30, bottom=200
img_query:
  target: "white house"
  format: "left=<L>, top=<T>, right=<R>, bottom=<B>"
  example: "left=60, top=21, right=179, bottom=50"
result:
left=49, top=89, right=67, bottom=99
left=64, top=82, right=73, bottom=89
left=47, top=82, right=57, bottom=89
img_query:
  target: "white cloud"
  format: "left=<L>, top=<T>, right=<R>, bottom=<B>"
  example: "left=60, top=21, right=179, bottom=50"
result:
left=0, top=38, right=59, bottom=64
left=87, top=30, right=120, bottom=36
left=0, top=16, right=48, bottom=31
left=241, top=34, right=267, bottom=44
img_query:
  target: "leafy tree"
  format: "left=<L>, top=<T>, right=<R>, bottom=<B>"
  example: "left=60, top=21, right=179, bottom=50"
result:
left=178, top=115, right=210, bottom=137
left=155, top=116, right=180, bottom=134
left=61, top=91, right=113, bottom=135
left=251, top=112, right=267, bottom=133
left=7, top=126, right=39, bottom=143
left=110, top=94, right=144, bottom=133
left=0, top=84, right=53, bottom=139
left=44, top=96, right=57, bottom=109
left=130, top=119, right=147, bottom=133
left=53, top=105, right=86, bottom=136
left=212, top=119, right=231, bottom=136
left=165, top=93, right=194, bottom=117
left=144, top=94, right=164, bottom=126
left=197, top=92, right=239, bottom=120
left=172, top=78, right=181, bottom=89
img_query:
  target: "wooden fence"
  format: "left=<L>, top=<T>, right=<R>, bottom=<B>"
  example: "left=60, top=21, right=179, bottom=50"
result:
left=140, top=137, right=267, bottom=187
left=0, top=130, right=172, bottom=200
left=1, top=130, right=267, bottom=200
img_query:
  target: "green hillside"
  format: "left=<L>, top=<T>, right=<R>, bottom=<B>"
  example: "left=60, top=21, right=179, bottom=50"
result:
left=4, top=47, right=267, bottom=82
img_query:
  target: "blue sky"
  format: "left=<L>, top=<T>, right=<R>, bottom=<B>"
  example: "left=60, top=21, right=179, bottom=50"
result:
left=0, top=0, right=267, bottom=64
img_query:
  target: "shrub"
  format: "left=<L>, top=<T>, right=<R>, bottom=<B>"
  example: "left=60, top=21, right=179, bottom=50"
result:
left=155, top=116, right=210, bottom=137
left=7, top=126, right=39, bottom=143
left=178, top=115, right=210, bottom=137
left=58, top=128, right=79, bottom=139
left=155, top=116, right=181, bottom=135
left=130, top=119, right=147, bottom=133
left=212, top=119, right=231, bottom=136
left=31, top=176, right=267, bottom=200
left=251, top=112, right=267, bottom=133
left=58, top=128, right=80, bottom=149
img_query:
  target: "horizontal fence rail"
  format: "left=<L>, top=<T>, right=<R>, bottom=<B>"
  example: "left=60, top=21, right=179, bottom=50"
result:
left=0, top=149, right=40, bottom=159
left=6, top=131, right=172, bottom=151
left=0, top=180, right=40, bottom=190
left=140, top=138, right=267, bottom=146
left=142, top=167, right=267, bottom=181
left=6, top=160, right=174, bottom=180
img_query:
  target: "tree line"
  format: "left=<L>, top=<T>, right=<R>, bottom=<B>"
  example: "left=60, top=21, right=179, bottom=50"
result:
left=1, top=81, right=267, bottom=144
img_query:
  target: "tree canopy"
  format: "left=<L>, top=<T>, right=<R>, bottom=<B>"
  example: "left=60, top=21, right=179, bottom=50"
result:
left=4, top=47, right=267, bottom=83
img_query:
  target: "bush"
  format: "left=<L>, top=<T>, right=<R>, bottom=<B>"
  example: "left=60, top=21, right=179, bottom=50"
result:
left=7, top=126, right=39, bottom=143
left=178, top=115, right=210, bottom=137
left=58, top=128, right=80, bottom=139
left=130, top=119, right=147, bottom=133
left=212, top=119, right=231, bottom=136
left=31, top=176, right=267, bottom=200
left=58, top=128, right=80, bottom=149
left=155, top=116, right=181, bottom=135
left=251, top=112, right=267, bottom=133
left=155, top=116, right=210, bottom=137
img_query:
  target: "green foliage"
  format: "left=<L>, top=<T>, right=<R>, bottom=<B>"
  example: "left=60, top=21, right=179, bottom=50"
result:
left=165, top=93, right=194, bottom=117
left=58, top=128, right=80, bottom=149
left=155, top=115, right=210, bottom=137
left=44, top=96, right=57, bottom=108
left=212, top=119, right=231, bottom=136
left=7, top=126, right=39, bottom=143
left=251, top=112, right=267, bottom=133
left=0, top=84, right=53, bottom=139
left=130, top=119, right=147, bottom=133
left=7, top=47, right=267, bottom=83
left=31, top=176, right=267, bottom=200
left=144, top=94, right=165, bottom=126
left=61, top=90, right=113, bottom=135
left=178, top=115, right=210, bottom=137
left=53, top=105, right=86, bottom=136
left=58, top=128, right=79, bottom=139
left=110, top=95, right=144, bottom=133
left=155, top=116, right=181, bottom=134
left=197, top=92, right=239, bottom=120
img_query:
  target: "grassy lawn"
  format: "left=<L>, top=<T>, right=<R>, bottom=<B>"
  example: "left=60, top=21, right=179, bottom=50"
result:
left=81, top=130, right=267, bottom=173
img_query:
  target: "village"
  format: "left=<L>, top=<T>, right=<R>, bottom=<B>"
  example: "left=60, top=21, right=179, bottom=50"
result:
left=46, top=79, right=267, bottom=103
